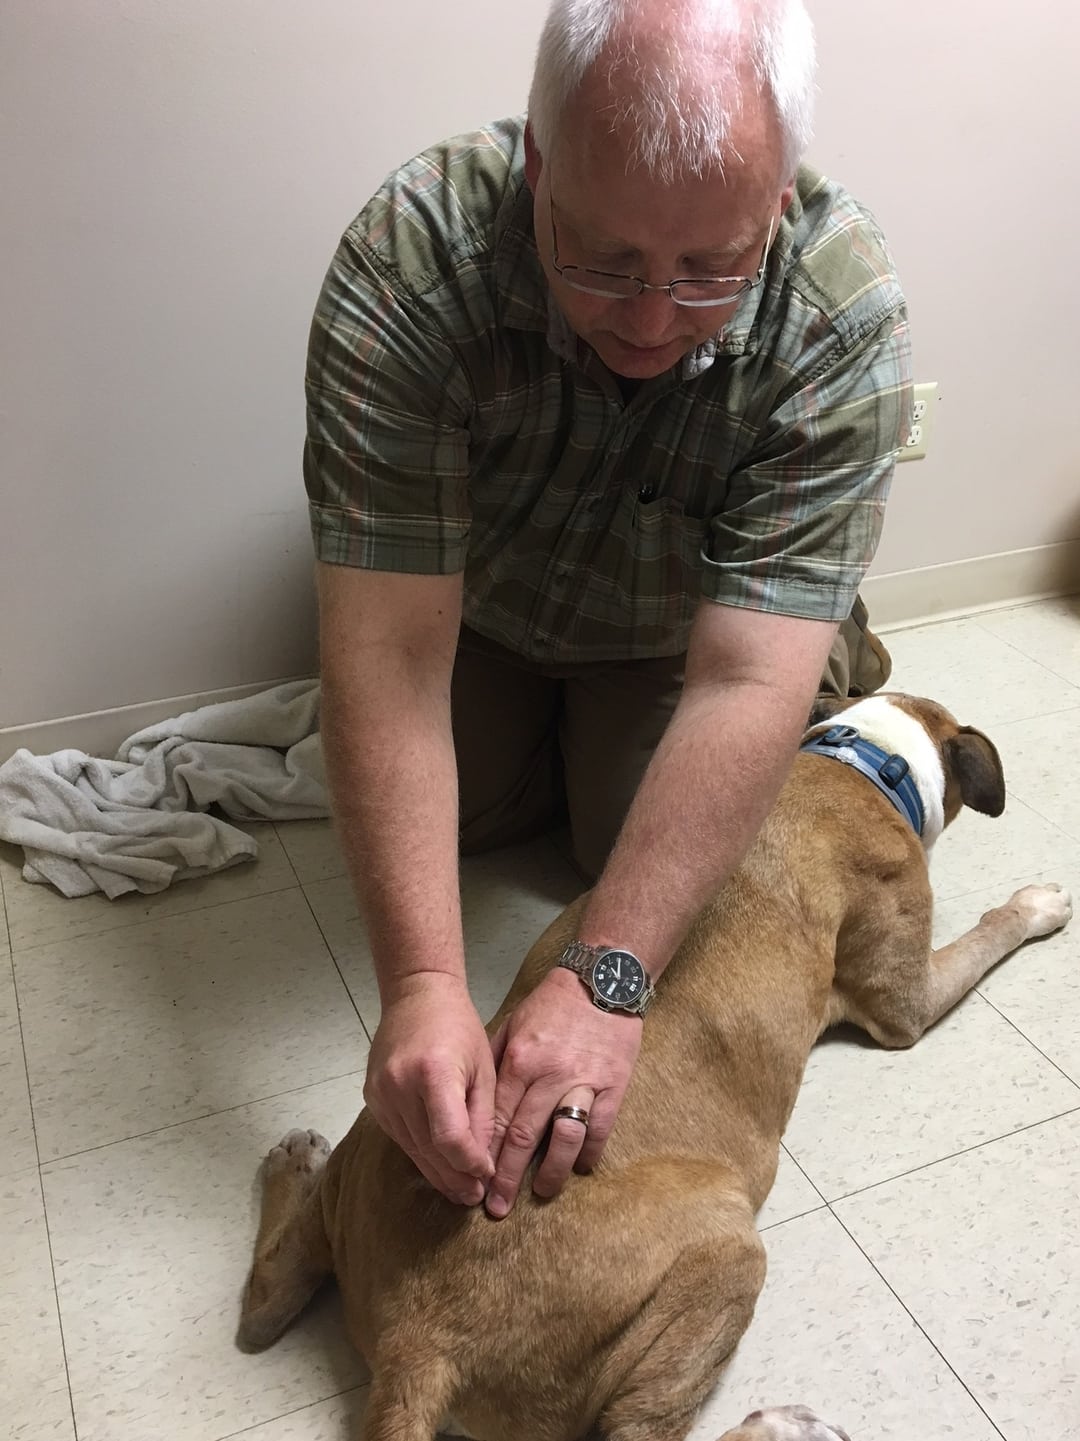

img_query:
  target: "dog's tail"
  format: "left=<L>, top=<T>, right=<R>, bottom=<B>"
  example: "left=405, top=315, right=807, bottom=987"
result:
left=361, top=1350, right=457, bottom=1441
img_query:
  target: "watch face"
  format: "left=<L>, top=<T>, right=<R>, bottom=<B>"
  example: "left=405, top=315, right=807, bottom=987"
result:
left=591, top=950, right=645, bottom=1006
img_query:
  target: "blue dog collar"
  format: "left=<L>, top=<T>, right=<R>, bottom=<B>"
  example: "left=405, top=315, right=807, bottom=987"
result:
left=800, top=724, right=925, bottom=836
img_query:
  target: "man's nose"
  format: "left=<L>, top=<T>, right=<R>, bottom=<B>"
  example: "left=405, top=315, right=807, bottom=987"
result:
left=622, top=286, right=678, bottom=341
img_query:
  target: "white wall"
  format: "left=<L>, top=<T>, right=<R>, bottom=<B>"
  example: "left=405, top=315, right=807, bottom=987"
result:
left=3, top=1, right=1079, bottom=739
left=811, top=0, right=1080, bottom=576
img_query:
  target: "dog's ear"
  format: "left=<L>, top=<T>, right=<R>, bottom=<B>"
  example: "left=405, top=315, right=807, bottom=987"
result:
left=807, top=694, right=849, bottom=728
left=945, top=727, right=1006, bottom=816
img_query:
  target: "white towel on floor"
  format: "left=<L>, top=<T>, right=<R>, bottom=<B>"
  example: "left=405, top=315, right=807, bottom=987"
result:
left=0, top=681, right=329, bottom=899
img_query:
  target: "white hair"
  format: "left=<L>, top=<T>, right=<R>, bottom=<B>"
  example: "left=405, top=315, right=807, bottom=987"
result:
left=527, top=0, right=816, bottom=184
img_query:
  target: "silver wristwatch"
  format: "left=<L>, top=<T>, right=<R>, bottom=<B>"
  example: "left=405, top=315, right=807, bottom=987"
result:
left=556, top=940, right=655, bottom=1016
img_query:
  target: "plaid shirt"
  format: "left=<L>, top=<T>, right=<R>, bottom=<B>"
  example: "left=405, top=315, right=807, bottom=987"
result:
left=304, top=117, right=912, bottom=662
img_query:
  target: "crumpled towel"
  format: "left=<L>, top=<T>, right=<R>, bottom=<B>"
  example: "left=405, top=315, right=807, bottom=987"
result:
left=0, top=680, right=329, bottom=899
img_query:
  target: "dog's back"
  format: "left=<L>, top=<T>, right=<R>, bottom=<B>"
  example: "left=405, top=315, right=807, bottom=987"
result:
left=317, top=761, right=921, bottom=1437
left=241, top=695, right=1067, bottom=1441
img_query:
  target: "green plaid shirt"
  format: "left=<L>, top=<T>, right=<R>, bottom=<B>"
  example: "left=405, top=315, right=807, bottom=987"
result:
left=304, top=117, right=912, bottom=662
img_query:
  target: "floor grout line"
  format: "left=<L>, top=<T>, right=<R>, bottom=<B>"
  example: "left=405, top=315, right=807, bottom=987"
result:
left=975, top=989, right=1080, bottom=1092
left=37, top=1066, right=368, bottom=1169
left=758, top=1200, right=827, bottom=1234
left=31, top=1164, right=81, bottom=1441
left=1, top=874, right=307, bottom=958
left=213, top=1383, right=371, bottom=1440
left=827, top=1206, right=1008, bottom=1441
left=297, top=881, right=374, bottom=1044
left=820, top=1102, right=1080, bottom=1208
left=7, top=931, right=81, bottom=1437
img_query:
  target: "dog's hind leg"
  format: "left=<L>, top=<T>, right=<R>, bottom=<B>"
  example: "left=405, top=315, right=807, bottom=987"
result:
left=237, top=1128, right=333, bottom=1349
left=359, top=1356, right=455, bottom=1441
left=596, top=1213, right=767, bottom=1441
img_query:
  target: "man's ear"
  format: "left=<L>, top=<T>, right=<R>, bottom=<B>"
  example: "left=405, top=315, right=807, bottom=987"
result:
left=524, top=122, right=542, bottom=192
left=945, top=727, right=1006, bottom=816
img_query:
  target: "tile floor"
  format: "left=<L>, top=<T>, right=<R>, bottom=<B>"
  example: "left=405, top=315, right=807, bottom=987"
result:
left=3, top=596, right=1080, bottom=1441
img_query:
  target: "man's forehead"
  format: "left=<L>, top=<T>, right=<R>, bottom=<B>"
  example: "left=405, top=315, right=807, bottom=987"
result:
left=551, top=70, right=784, bottom=204
left=551, top=152, right=769, bottom=259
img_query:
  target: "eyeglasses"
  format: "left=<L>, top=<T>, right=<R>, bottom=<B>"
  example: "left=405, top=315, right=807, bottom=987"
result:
left=549, top=193, right=774, bottom=309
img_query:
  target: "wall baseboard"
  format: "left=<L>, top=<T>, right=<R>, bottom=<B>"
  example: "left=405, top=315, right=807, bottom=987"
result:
left=0, top=676, right=313, bottom=767
left=3, top=541, right=1078, bottom=765
left=863, top=539, right=1080, bottom=632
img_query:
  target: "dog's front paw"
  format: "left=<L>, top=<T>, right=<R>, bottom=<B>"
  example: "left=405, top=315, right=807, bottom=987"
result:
left=716, top=1403, right=852, bottom=1441
left=265, top=1127, right=331, bottom=1179
left=1007, top=882, right=1073, bottom=940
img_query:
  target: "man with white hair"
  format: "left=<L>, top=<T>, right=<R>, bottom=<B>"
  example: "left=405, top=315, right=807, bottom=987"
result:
left=306, top=0, right=911, bottom=1218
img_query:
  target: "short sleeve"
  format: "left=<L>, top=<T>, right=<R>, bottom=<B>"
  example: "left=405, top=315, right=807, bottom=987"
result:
left=701, top=306, right=913, bottom=621
left=302, top=226, right=473, bottom=574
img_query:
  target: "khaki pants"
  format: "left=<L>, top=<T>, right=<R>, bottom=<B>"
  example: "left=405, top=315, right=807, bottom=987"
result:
left=454, top=596, right=891, bottom=880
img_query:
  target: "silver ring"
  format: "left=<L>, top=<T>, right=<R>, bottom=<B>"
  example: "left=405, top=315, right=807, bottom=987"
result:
left=552, top=1105, right=590, bottom=1127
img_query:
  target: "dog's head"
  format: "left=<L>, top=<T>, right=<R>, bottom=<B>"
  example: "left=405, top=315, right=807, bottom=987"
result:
left=805, top=692, right=1005, bottom=844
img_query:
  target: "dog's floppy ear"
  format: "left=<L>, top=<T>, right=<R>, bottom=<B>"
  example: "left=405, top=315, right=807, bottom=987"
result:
left=945, top=727, right=1006, bottom=816
left=807, top=694, right=849, bottom=728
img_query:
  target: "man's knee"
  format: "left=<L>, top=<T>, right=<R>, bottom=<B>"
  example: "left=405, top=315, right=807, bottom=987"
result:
left=819, top=594, right=891, bottom=700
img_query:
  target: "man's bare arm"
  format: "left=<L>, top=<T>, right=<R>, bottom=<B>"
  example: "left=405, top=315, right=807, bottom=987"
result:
left=317, top=562, right=494, bottom=1202
left=484, top=601, right=838, bottom=1216
left=578, top=601, right=839, bottom=978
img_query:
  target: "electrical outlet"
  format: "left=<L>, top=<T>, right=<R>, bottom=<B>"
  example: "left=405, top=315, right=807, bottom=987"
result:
left=897, top=381, right=939, bottom=462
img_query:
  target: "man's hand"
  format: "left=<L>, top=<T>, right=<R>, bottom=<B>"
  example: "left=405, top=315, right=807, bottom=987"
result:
left=364, top=973, right=496, bottom=1205
left=485, top=967, right=642, bottom=1218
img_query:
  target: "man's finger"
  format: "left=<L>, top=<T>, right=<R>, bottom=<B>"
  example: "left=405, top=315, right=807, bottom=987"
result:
left=486, top=1085, right=562, bottom=1218
left=489, top=1019, right=509, bottom=1067
left=398, top=1098, right=487, bottom=1205
left=389, top=1121, right=470, bottom=1202
left=574, top=1092, right=619, bottom=1174
left=488, top=1058, right=528, bottom=1164
left=533, top=1088, right=594, bottom=1199
left=467, top=1048, right=497, bottom=1158
left=424, top=1081, right=495, bottom=1184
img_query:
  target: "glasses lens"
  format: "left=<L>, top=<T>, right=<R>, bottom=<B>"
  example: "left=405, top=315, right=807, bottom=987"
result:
left=670, top=279, right=749, bottom=306
left=559, top=267, right=642, bottom=300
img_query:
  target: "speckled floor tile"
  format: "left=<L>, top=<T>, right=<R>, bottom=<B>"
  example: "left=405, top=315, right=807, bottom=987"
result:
left=883, top=614, right=1080, bottom=727
left=13, top=600, right=1080, bottom=1441
left=1, top=1167, right=75, bottom=1439
left=218, top=1390, right=367, bottom=1440
left=933, top=873, right=1080, bottom=1087
left=0, top=955, right=36, bottom=1176
left=835, top=1109, right=1080, bottom=1441
left=988, top=704, right=1080, bottom=844
left=42, top=1074, right=368, bottom=1441
left=274, top=818, right=345, bottom=886
left=692, top=1208, right=1000, bottom=1440
left=977, top=596, right=1080, bottom=689
left=0, top=853, right=10, bottom=956
left=757, top=1147, right=824, bottom=1230
left=783, top=987, right=1079, bottom=1200
left=306, top=837, right=581, bottom=1033
left=16, top=888, right=368, bottom=1160
left=0, top=822, right=297, bottom=951
left=929, top=791, right=1080, bottom=902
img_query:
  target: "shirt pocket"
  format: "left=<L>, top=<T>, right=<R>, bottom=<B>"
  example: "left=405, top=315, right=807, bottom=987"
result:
left=593, top=488, right=709, bottom=635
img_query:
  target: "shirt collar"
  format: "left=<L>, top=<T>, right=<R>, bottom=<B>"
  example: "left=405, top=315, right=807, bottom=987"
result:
left=493, top=171, right=793, bottom=378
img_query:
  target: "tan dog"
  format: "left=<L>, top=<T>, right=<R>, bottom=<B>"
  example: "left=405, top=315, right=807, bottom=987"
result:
left=238, top=694, right=1071, bottom=1441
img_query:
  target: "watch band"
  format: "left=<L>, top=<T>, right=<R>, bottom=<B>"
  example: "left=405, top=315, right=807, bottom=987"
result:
left=556, top=941, right=655, bottom=1016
